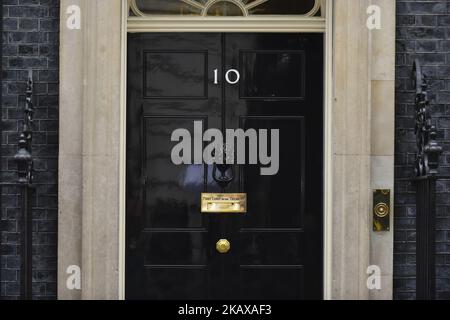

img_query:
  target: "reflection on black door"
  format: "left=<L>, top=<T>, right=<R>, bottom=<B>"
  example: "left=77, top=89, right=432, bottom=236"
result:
left=126, top=33, right=323, bottom=300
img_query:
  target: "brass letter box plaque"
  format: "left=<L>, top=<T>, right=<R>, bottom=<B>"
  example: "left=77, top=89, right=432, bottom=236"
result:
left=201, top=193, right=247, bottom=213
left=373, top=189, right=390, bottom=232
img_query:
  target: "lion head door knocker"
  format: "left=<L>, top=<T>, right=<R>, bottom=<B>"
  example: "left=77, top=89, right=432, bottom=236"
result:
left=213, top=143, right=235, bottom=188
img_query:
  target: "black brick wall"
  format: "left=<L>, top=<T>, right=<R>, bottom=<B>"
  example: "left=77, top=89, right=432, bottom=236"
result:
left=1, top=0, right=59, bottom=299
left=395, top=0, right=450, bottom=300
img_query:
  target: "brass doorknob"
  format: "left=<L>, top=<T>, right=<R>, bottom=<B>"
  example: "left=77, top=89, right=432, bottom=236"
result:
left=216, top=239, right=230, bottom=254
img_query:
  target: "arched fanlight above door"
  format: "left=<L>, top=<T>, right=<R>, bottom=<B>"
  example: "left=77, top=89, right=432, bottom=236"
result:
left=129, top=0, right=322, bottom=17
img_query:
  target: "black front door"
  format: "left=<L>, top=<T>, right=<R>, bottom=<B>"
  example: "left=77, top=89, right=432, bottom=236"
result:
left=126, top=33, right=323, bottom=300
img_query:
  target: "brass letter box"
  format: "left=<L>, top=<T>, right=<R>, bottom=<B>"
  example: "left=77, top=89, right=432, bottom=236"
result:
left=201, top=193, right=247, bottom=213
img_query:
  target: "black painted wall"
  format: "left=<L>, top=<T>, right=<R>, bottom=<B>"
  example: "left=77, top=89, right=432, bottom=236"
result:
left=1, top=0, right=59, bottom=299
left=395, top=0, right=450, bottom=300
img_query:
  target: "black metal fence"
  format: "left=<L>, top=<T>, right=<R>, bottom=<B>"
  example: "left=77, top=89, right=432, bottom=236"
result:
left=412, top=59, right=443, bottom=300
left=0, top=70, right=35, bottom=300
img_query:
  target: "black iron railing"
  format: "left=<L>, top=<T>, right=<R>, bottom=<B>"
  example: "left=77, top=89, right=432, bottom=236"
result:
left=0, top=70, right=35, bottom=300
left=412, top=59, right=443, bottom=300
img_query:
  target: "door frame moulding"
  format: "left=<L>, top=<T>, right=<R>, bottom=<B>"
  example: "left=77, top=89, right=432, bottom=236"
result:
left=119, top=0, right=332, bottom=300
left=59, top=0, right=396, bottom=300
left=127, top=16, right=326, bottom=33
left=119, top=0, right=128, bottom=302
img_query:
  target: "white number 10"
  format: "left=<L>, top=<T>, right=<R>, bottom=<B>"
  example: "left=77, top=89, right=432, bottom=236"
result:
left=214, top=69, right=240, bottom=85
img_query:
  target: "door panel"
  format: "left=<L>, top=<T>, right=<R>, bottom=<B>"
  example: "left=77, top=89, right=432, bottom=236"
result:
left=143, top=267, right=208, bottom=300
left=143, top=117, right=208, bottom=230
left=126, top=33, right=323, bottom=300
left=240, top=117, right=305, bottom=229
left=239, top=267, right=304, bottom=300
left=225, top=33, right=323, bottom=300
left=144, top=51, right=208, bottom=98
left=126, top=34, right=222, bottom=300
left=240, top=50, right=305, bottom=99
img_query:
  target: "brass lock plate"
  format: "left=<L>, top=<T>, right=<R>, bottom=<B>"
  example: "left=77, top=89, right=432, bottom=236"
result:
left=373, top=189, right=390, bottom=232
left=201, top=193, right=246, bottom=213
